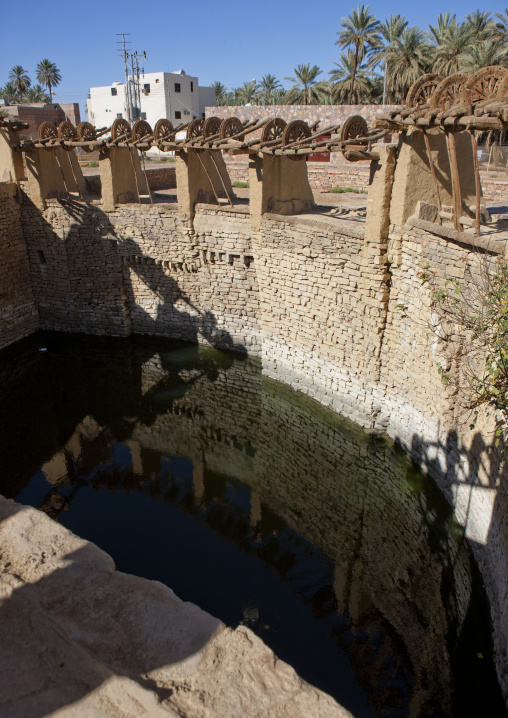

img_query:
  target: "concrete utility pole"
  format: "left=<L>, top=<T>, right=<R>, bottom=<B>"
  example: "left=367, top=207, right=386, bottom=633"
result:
left=116, top=33, right=132, bottom=122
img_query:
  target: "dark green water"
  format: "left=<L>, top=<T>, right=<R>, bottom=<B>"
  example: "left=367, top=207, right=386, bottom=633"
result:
left=0, top=331, right=505, bottom=718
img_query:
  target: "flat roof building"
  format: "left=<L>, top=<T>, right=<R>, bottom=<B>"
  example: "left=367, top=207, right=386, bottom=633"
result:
left=87, top=70, right=215, bottom=130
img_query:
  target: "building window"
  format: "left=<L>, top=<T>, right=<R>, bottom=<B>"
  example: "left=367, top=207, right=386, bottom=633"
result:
left=111, top=87, right=117, bottom=96
left=141, top=112, right=147, bottom=120
left=184, top=110, right=190, bottom=115
left=116, top=113, right=123, bottom=119
left=202, top=112, right=205, bottom=118
left=155, top=78, right=160, bottom=83
left=143, top=83, right=150, bottom=94
left=175, top=83, right=181, bottom=93
left=190, top=81, right=193, bottom=92
left=175, top=111, right=181, bottom=119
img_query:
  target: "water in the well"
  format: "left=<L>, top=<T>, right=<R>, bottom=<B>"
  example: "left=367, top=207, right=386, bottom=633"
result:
left=0, top=332, right=505, bottom=717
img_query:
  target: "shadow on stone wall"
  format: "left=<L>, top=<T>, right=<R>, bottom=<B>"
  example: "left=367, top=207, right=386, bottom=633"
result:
left=21, top=193, right=247, bottom=356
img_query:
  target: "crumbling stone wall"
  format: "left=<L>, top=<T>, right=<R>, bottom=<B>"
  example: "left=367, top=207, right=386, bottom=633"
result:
left=0, top=183, right=38, bottom=350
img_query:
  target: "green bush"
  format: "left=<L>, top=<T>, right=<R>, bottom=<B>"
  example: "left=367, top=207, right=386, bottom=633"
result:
left=233, top=181, right=249, bottom=188
left=88, top=161, right=99, bottom=168
left=159, top=156, right=175, bottom=162
left=329, top=186, right=366, bottom=194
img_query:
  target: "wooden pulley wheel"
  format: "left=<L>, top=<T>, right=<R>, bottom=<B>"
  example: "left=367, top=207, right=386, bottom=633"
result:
left=497, top=74, right=508, bottom=102
left=260, top=118, right=286, bottom=142
left=111, top=118, right=131, bottom=141
left=281, top=120, right=311, bottom=160
left=429, top=73, right=468, bottom=110
left=460, top=65, right=508, bottom=108
left=186, top=118, right=204, bottom=140
left=38, top=121, right=58, bottom=150
left=77, top=121, right=97, bottom=152
left=405, top=73, right=443, bottom=107
left=153, top=119, right=174, bottom=141
left=219, top=116, right=243, bottom=140
left=203, top=116, right=221, bottom=139
left=131, top=119, right=152, bottom=142
left=341, top=115, right=369, bottom=160
left=57, top=120, right=77, bottom=150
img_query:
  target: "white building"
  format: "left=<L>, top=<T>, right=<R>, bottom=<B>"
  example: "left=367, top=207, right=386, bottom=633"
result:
left=87, top=70, right=215, bottom=131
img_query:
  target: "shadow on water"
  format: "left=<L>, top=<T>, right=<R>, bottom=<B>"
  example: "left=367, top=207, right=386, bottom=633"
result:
left=0, top=331, right=506, bottom=717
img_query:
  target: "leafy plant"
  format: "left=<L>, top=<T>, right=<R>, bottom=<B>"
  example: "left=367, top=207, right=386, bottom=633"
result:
left=88, top=161, right=99, bottom=168
left=421, top=256, right=508, bottom=445
left=233, top=181, right=249, bottom=188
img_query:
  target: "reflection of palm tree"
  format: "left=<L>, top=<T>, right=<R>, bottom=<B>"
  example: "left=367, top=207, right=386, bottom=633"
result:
left=336, top=5, right=381, bottom=104
left=284, top=64, right=323, bottom=105
left=36, top=59, right=61, bottom=103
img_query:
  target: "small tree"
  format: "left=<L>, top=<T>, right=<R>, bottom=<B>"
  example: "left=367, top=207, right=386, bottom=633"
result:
left=420, top=254, right=508, bottom=445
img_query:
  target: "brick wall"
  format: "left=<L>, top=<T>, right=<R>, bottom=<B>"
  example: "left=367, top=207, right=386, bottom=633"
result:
left=3, top=103, right=81, bottom=140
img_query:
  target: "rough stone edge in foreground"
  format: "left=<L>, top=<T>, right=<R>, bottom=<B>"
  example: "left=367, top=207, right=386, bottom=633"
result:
left=0, top=495, right=350, bottom=718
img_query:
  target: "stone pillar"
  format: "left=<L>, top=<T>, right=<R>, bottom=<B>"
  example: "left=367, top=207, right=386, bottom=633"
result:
left=0, top=127, right=24, bottom=182
left=25, top=148, right=68, bottom=210
left=390, top=127, right=482, bottom=227
left=175, top=149, right=235, bottom=220
left=248, top=154, right=315, bottom=229
left=99, top=147, right=149, bottom=211
left=364, top=144, right=397, bottom=242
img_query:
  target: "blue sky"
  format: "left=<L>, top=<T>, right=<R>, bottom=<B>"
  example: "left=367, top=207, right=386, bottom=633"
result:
left=2, top=0, right=507, bottom=120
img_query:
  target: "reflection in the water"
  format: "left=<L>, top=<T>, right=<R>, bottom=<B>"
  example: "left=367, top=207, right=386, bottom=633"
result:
left=0, top=332, right=505, bottom=717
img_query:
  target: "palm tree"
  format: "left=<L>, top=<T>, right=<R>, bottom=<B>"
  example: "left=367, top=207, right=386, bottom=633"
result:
left=259, top=74, right=281, bottom=104
left=376, top=14, right=408, bottom=103
left=238, top=81, right=259, bottom=105
left=427, top=12, right=457, bottom=46
left=329, top=51, right=373, bottom=103
left=336, top=4, right=381, bottom=104
left=0, top=82, right=18, bottom=104
left=284, top=63, right=323, bottom=105
left=35, top=59, right=61, bottom=103
left=495, top=9, right=508, bottom=42
left=387, top=27, right=428, bottom=103
left=464, top=10, right=495, bottom=42
left=211, top=81, right=227, bottom=106
left=459, top=38, right=508, bottom=72
left=22, top=85, right=50, bottom=103
left=266, top=87, right=289, bottom=105
left=8, top=66, right=30, bottom=97
left=433, top=24, right=472, bottom=74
